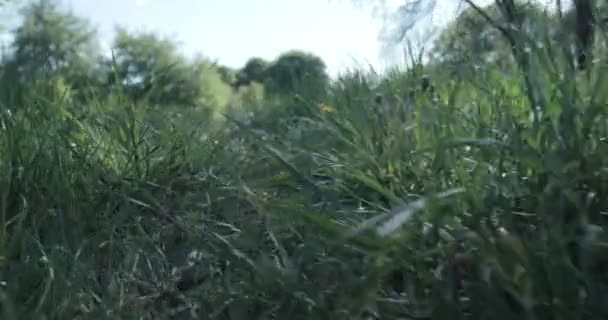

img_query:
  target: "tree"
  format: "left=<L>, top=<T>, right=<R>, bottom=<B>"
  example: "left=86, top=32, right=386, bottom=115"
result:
left=192, top=56, right=232, bottom=112
left=110, top=27, right=182, bottom=103
left=225, top=81, right=265, bottom=119
left=6, top=0, right=99, bottom=83
left=265, top=50, right=329, bottom=98
left=235, top=57, right=269, bottom=88
left=109, top=27, right=231, bottom=110
left=214, top=63, right=237, bottom=86
left=369, top=0, right=605, bottom=72
left=430, top=3, right=501, bottom=65
left=430, top=1, right=564, bottom=68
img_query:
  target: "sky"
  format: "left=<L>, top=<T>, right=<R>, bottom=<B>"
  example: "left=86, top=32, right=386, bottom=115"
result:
left=3, top=0, right=463, bottom=76
left=60, top=0, right=454, bottom=76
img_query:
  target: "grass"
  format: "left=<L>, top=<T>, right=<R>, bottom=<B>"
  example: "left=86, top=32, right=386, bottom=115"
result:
left=1, top=25, right=608, bottom=320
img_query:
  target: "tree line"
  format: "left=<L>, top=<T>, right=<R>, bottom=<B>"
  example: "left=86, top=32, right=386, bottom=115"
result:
left=2, top=0, right=606, bottom=115
left=0, top=0, right=330, bottom=116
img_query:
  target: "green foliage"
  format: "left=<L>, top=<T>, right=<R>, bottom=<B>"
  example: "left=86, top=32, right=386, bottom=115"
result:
left=1, top=1, right=608, bottom=319
left=227, top=81, right=266, bottom=116
left=235, top=57, right=270, bottom=88
left=430, top=1, right=559, bottom=71
left=215, top=63, right=237, bottom=86
left=110, top=28, right=232, bottom=116
left=193, top=57, right=233, bottom=115
left=5, top=0, right=99, bottom=85
left=232, top=52, right=329, bottom=105
left=265, top=50, right=329, bottom=98
left=429, top=0, right=608, bottom=77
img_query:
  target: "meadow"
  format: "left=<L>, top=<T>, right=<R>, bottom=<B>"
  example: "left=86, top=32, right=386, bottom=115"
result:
left=1, top=0, right=608, bottom=319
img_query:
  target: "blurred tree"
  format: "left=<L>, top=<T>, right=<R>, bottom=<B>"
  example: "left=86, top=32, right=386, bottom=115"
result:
left=224, top=80, right=266, bottom=124
left=377, top=0, right=438, bottom=47
left=4, top=0, right=100, bottom=86
left=265, top=50, right=329, bottom=98
left=229, top=81, right=265, bottom=110
left=429, top=1, right=558, bottom=70
left=214, top=63, right=237, bottom=86
left=110, top=27, right=183, bottom=102
left=430, top=3, right=506, bottom=66
left=110, top=28, right=231, bottom=111
left=235, top=57, right=269, bottom=88
left=366, top=0, right=607, bottom=72
left=193, top=55, right=233, bottom=112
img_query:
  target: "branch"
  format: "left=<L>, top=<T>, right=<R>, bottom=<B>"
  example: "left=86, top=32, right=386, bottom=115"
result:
left=461, top=0, right=513, bottom=42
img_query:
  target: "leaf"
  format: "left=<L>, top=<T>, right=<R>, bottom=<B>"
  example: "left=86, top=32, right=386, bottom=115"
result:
left=377, top=188, right=464, bottom=236
left=212, top=232, right=256, bottom=270
left=348, top=170, right=402, bottom=206
left=351, top=187, right=464, bottom=238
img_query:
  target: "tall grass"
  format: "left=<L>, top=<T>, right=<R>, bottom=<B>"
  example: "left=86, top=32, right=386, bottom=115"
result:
left=1, top=9, right=608, bottom=320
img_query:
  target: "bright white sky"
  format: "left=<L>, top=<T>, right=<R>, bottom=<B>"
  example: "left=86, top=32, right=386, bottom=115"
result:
left=4, top=0, right=465, bottom=76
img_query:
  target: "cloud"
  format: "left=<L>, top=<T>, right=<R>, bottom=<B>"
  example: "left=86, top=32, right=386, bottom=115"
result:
left=135, top=0, right=146, bottom=7
left=385, top=0, right=406, bottom=8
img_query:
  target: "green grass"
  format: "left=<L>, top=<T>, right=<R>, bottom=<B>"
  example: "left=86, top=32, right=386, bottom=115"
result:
left=1, top=33, right=608, bottom=320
